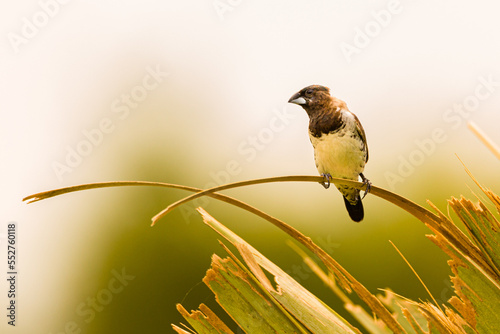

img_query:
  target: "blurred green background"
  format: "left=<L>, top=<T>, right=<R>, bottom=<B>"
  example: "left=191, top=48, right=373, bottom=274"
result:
left=2, top=1, right=500, bottom=333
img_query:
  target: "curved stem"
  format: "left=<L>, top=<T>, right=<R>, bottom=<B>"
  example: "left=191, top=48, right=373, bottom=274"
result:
left=23, top=181, right=194, bottom=203
left=151, top=175, right=440, bottom=228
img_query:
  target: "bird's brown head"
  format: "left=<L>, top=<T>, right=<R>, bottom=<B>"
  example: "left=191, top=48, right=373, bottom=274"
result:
left=288, top=85, right=336, bottom=116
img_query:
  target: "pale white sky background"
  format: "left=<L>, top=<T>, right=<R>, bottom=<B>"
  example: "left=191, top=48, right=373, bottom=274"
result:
left=1, top=0, right=500, bottom=332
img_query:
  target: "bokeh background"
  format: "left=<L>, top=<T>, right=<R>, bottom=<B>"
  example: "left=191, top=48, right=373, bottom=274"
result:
left=2, top=1, right=500, bottom=333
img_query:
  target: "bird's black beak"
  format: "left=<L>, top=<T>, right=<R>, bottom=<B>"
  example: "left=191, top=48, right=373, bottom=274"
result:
left=288, top=92, right=306, bottom=105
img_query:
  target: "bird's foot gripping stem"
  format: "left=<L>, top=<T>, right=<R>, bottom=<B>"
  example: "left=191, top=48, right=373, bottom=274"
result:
left=360, top=173, right=371, bottom=199
left=320, top=173, right=332, bottom=189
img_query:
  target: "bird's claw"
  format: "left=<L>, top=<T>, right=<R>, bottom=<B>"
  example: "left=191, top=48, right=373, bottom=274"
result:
left=360, top=173, right=371, bottom=199
left=321, top=173, right=332, bottom=189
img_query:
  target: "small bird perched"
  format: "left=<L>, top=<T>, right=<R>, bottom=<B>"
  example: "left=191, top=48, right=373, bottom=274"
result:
left=288, top=85, right=370, bottom=222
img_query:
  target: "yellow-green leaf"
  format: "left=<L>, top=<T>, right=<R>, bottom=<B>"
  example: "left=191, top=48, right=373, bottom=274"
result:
left=202, top=254, right=310, bottom=333
left=198, top=208, right=360, bottom=334
left=175, top=303, right=234, bottom=334
left=428, top=232, right=500, bottom=333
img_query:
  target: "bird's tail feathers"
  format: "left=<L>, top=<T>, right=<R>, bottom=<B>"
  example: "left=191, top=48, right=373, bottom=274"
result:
left=343, top=197, right=364, bottom=222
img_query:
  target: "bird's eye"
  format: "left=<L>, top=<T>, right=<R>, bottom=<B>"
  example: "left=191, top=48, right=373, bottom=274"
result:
left=305, top=89, right=314, bottom=96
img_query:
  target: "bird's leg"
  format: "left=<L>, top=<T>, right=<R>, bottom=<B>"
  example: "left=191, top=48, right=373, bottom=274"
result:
left=320, top=173, right=332, bottom=189
left=360, top=173, right=371, bottom=199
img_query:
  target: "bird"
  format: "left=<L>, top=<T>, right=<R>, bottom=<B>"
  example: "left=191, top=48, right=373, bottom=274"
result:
left=288, top=85, right=370, bottom=222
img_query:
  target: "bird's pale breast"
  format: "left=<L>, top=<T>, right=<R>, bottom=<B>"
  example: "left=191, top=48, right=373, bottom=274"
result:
left=309, top=110, right=366, bottom=181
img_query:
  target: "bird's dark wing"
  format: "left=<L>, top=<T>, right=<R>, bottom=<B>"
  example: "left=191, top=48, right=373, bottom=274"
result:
left=353, top=113, right=368, bottom=163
